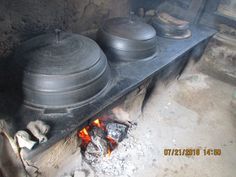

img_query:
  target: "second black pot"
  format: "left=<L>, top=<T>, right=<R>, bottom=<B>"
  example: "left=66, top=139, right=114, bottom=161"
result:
left=97, top=16, right=158, bottom=62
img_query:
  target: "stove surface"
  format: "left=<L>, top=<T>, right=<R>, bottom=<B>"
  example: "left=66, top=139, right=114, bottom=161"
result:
left=1, top=25, right=216, bottom=159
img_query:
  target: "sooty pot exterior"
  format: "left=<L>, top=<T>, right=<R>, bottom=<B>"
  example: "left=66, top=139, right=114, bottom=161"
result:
left=13, top=32, right=110, bottom=109
left=97, top=17, right=157, bottom=62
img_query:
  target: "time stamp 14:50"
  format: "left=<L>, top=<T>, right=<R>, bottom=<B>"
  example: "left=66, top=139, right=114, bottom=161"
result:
left=164, top=148, right=222, bottom=156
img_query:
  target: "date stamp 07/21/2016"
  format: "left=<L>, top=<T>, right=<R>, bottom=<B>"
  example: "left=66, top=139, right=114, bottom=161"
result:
left=164, top=148, right=222, bottom=156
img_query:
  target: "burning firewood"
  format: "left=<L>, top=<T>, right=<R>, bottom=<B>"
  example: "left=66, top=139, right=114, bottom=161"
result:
left=83, top=126, right=108, bottom=162
left=79, top=118, right=128, bottom=163
left=85, top=136, right=108, bottom=162
left=106, top=122, right=128, bottom=143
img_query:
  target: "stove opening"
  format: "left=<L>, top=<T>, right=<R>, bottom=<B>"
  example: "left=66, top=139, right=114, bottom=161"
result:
left=78, top=116, right=128, bottom=162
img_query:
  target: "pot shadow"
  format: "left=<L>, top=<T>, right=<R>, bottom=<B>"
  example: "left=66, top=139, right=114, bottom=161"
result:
left=0, top=52, right=25, bottom=133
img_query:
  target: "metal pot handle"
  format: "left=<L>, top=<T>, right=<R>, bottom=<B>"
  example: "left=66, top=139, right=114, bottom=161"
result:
left=129, top=11, right=135, bottom=23
left=54, top=29, right=62, bottom=43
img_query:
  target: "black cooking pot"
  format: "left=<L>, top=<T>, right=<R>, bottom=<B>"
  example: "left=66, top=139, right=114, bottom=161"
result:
left=152, top=12, right=191, bottom=39
left=13, top=32, right=111, bottom=109
left=97, top=15, right=157, bottom=62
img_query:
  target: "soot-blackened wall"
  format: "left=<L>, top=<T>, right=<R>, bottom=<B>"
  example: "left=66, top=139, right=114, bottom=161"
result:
left=0, top=0, right=129, bottom=59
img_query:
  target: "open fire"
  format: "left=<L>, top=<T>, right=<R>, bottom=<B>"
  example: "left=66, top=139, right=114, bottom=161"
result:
left=78, top=116, right=128, bottom=162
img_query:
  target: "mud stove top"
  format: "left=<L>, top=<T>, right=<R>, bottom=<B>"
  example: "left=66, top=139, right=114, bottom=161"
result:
left=10, top=25, right=215, bottom=159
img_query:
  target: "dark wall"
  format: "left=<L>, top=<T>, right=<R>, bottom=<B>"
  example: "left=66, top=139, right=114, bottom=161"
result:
left=131, top=0, right=205, bottom=23
left=0, top=0, right=129, bottom=59
left=199, top=0, right=236, bottom=29
left=131, top=0, right=164, bottom=11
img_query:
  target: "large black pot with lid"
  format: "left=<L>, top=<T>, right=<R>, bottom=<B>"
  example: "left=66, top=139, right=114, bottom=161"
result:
left=97, top=13, right=158, bottom=62
left=12, top=31, right=111, bottom=110
left=151, top=12, right=191, bottom=39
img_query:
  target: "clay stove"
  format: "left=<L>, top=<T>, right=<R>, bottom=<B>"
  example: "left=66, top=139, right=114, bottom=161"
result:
left=1, top=0, right=232, bottom=176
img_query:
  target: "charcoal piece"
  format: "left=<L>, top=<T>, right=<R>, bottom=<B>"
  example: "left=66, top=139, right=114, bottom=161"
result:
left=106, top=122, right=128, bottom=143
left=90, top=126, right=106, bottom=139
left=84, top=134, right=108, bottom=162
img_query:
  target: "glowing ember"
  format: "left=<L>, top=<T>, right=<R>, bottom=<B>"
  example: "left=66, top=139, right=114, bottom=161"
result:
left=107, top=148, right=111, bottom=157
left=78, top=127, right=91, bottom=144
left=92, top=118, right=106, bottom=130
left=107, top=136, right=118, bottom=149
left=78, top=118, right=120, bottom=157
left=93, top=119, right=101, bottom=128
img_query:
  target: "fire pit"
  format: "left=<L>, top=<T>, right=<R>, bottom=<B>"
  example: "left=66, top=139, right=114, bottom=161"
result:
left=0, top=0, right=227, bottom=177
left=78, top=117, right=128, bottom=163
left=15, top=25, right=215, bottom=160
left=0, top=2, right=219, bottom=177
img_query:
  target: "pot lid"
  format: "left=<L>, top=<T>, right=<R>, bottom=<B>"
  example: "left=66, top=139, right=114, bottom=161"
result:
left=101, top=17, right=156, bottom=41
left=14, top=32, right=101, bottom=75
left=154, top=12, right=189, bottom=30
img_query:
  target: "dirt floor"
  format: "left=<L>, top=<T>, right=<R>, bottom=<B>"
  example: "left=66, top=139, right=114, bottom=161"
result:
left=132, top=71, right=236, bottom=177
left=89, top=63, right=236, bottom=177
left=3, top=61, right=235, bottom=177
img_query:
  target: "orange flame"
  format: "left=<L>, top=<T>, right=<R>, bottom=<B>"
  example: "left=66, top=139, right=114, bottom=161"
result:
left=78, top=117, right=118, bottom=156
left=107, top=148, right=111, bottom=157
left=93, top=119, right=101, bottom=128
left=92, top=118, right=106, bottom=131
left=78, top=128, right=91, bottom=144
